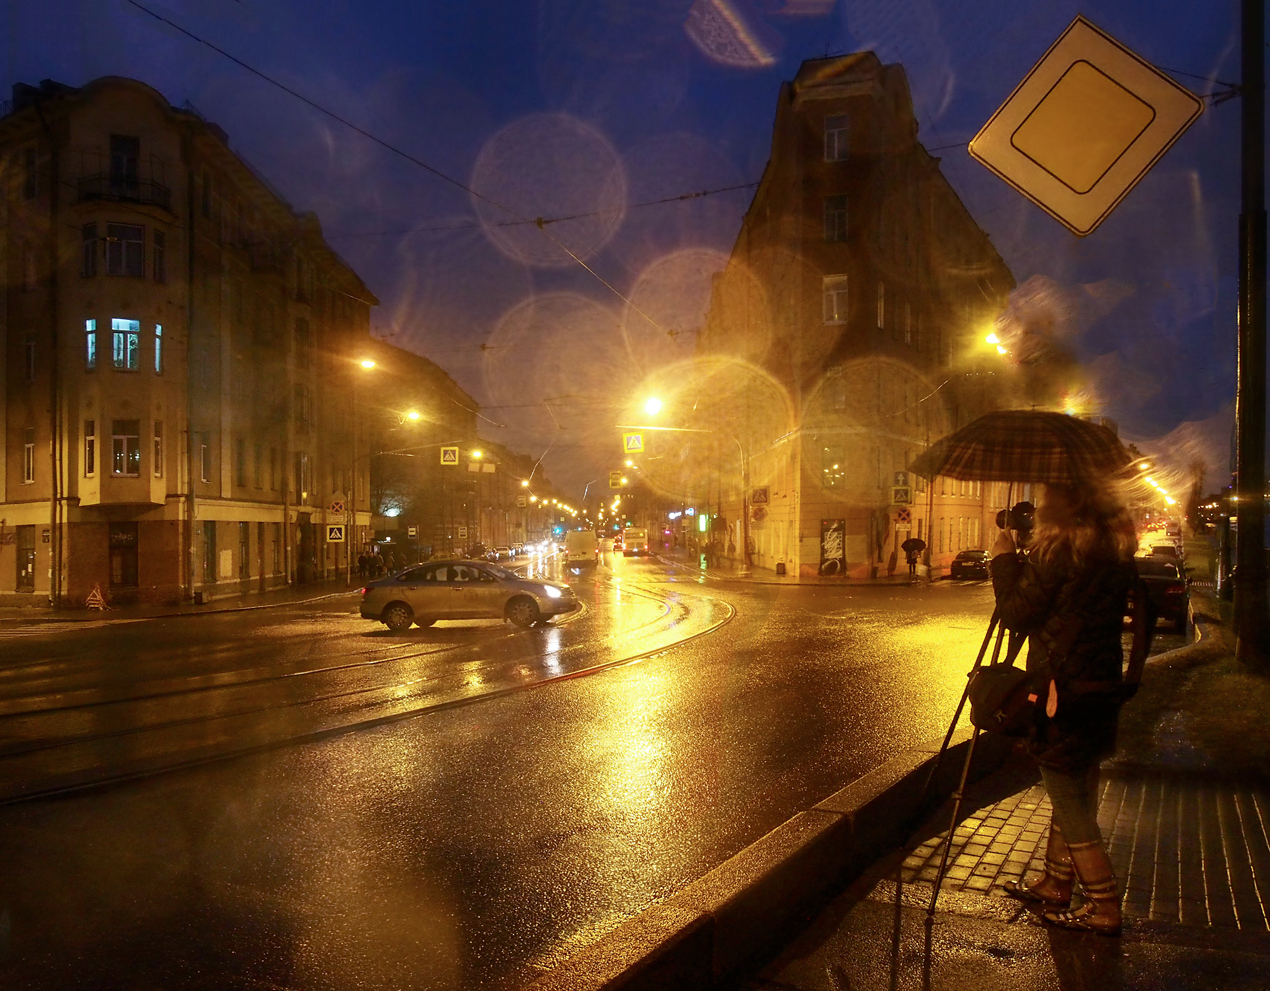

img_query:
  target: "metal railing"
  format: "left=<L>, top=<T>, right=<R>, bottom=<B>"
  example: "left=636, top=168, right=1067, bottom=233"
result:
left=76, top=173, right=173, bottom=212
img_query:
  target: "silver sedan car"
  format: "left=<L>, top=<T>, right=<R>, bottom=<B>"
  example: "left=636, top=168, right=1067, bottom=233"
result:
left=359, top=560, right=579, bottom=631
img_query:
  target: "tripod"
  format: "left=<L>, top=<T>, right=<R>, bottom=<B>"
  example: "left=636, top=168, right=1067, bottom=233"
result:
left=920, top=605, right=1026, bottom=919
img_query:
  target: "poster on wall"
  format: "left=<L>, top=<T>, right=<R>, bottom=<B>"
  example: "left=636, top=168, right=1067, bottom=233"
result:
left=820, top=519, right=846, bottom=576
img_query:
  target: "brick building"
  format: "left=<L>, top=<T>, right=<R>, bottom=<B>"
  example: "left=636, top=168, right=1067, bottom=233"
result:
left=0, top=77, right=376, bottom=605
left=697, top=53, right=1019, bottom=577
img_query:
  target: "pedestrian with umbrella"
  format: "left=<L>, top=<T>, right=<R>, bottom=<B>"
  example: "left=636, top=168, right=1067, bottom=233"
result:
left=910, top=410, right=1143, bottom=936
left=900, top=536, right=926, bottom=579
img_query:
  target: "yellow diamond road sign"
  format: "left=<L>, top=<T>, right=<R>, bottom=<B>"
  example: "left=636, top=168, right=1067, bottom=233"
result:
left=622, top=432, right=644, bottom=454
left=969, top=15, right=1202, bottom=237
left=440, top=446, right=459, bottom=465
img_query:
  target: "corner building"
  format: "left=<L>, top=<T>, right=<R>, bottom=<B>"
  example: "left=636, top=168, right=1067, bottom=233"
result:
left=699, top=54, right=1019, bottom=577
left=0, top=78, right=376, bottom=605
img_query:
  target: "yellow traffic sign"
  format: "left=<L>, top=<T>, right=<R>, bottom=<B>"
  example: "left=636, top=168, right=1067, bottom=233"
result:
left=969, top=16, right=1202, bottom=236
left=622, top=432, right=644, bottom=454
left=327, top=524, right=346, bottom=543
left=440, top=446, right=459, bottom=465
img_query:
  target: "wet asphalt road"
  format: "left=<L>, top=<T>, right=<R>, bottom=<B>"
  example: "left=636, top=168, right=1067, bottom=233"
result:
left=0, top=554, right=1186, bottom=990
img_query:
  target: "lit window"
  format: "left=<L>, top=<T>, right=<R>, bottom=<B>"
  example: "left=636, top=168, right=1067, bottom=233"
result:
left=112, top=319, right=140, bottom=370
left=23, top=427, right=35, bottom=484
left=823, top=195, right=847, bottom=242
left=85, top=420, right=96, bottom=477
left=876, top=283, right=885, bottom=331
left=822, top=445, right=845, bottom=489
left=111, top=420, right=141, bottom=477
left=824, top=114, right=849, bottom=161
left=86, top=319, right=97, bottom=370
left=154, top=324, right=163, bottom=374
left=822, top=275, right=848, bottom=324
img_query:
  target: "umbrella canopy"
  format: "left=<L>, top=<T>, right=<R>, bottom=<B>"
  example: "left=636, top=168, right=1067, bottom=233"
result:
left=901, top=537, right=926, bottom=553
left=908, top=410, right=1131, bottom=484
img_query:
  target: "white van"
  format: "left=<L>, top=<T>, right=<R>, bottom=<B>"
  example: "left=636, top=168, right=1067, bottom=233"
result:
left=564, top=530, right=598, bottom=568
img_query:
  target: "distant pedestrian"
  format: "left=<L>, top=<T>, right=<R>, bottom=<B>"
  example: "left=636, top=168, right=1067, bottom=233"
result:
left=993, top=479, right=1137, bottom=936
left=386, top=550, right=396, bottom=575
left=357, top=551, right=368, bottom=580
left=901, top=537, right=926, bottom=579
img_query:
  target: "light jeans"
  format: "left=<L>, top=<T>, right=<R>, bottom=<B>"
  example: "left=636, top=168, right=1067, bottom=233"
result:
left=1040, top=763, right=1103, bottom=845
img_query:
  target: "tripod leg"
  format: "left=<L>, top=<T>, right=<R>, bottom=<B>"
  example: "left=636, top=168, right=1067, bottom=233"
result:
left=926, top=725, right=982, bottom=918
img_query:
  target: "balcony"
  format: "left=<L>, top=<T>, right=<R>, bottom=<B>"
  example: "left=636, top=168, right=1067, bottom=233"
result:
left=77, top=174, right=173, bottom=213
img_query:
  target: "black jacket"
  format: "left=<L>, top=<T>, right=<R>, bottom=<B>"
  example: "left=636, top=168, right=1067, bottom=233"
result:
left=991, top=548, right=1134, bottom=770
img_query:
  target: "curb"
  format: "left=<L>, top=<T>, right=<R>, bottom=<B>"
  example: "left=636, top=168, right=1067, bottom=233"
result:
left=522, top=727, right=1013, bottom=991
left=0, top=589, right=356, bottom=627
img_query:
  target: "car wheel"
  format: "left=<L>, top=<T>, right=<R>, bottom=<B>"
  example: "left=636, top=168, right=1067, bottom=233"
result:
left=506, top=596, right=540, bottom=628
left=382, top=602, right=414, bottom=632
left=414, top=618, right=436, bottom=628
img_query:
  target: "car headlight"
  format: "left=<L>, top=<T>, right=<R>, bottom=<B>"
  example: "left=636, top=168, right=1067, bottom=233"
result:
left=542, top=585, right=563, bottom=599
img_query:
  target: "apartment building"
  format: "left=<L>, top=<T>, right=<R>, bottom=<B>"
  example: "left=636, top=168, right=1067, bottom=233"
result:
left=0, top=77, right=376, bottom=605
left=698, top=53, right=1019, bottom=577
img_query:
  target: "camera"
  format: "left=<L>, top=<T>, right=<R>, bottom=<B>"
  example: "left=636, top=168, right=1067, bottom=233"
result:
left=995, top=501, right=1035, bottom=533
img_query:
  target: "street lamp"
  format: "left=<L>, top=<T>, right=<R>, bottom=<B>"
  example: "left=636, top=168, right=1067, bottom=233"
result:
left=644, top=397, right=663, bottom=416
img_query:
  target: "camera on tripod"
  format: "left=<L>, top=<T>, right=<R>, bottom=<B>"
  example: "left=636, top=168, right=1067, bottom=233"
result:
left=995, top=500, right=1035, bottom=535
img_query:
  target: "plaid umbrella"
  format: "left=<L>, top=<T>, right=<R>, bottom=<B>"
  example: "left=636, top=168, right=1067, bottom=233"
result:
left=907, top=410, right=1131, bottom=484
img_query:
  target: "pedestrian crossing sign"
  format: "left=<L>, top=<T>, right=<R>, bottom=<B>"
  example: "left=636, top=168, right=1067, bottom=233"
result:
left=891, top=486, right=911, bottom=506
left=440, top=446, right=459, bottom=465
left=622, top=432, right=644, bottom=454
left=327, top=524, right=346, bottom=543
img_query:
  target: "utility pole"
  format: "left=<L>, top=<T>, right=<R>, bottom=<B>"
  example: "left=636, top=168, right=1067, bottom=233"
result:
left=1234, top=0, right=1268, bottom=668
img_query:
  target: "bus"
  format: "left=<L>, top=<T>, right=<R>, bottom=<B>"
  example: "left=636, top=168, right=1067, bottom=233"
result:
left=622, top=527, right=649, bottom=557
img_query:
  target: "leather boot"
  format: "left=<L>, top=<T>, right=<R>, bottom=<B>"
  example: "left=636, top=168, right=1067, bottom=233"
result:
left=1042, top=840, right=1122, bottom=936
left=1003, top=823, right=1073, bottom=908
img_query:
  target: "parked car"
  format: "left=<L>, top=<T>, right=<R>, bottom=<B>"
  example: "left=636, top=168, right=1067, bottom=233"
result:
left=948, top=549, right=991, bottom=580
left=360, top=560, right=579, bottom=631
left=1135, top=555, right=1190, bottom=630
left=1149, top=543, right=1183, bottom=563
left=493, top=546, right=512, bottom=560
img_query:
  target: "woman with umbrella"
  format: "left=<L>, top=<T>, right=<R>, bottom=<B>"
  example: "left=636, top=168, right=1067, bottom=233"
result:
left=900, top=536, right=926, bottom=579
left=911, top=410, right=1138, bottom=936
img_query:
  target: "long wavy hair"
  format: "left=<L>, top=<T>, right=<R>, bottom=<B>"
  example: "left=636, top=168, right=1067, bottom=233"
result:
left=1026, top=478, right=1137, bottom=570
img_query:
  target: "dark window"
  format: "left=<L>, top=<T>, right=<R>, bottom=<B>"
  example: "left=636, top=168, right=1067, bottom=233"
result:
left=16, top=526, right=36, bottom=591
left=22, top=147, right=37, bottom=199
left=824, top=114, right=849, bottom=161
left=236, top=438, right=246, bottom=487
left=294, top=318, right=311, bottom=369
left=81, top=224, right=98, bottom=277
left=108, top=522, right=139, bottom=588
left=254, top=445, right=263, bottom=489
left=269, top=447, right=277, bottom=490
left=111, top=420, right=141, bottom=476
left=294, top=384, right=312, bottom=433
left=109, top=135, right=140, bottom=197
left=203, top=520, right=217, bottom=583
left=85, top=420, right=96, bottom=476
left=22, top=243, right=36, bottom=290
left=239, top=522, right=250, bottom=579
left=24, top=337, right=35, bottom=381
left=153, top=230, right=166, bottom=283
left=823, top=195, right=847, bottom=242
left=106, top=224, right=144, bottom=278
left=201, top=171, right=211, bottom=220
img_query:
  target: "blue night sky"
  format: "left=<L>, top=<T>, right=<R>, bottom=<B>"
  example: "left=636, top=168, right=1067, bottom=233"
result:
left=4, top=0, right=1254, bottom=494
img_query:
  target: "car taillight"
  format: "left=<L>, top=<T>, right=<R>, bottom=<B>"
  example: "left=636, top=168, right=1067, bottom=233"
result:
left=359, top=587, right=368, bottom=596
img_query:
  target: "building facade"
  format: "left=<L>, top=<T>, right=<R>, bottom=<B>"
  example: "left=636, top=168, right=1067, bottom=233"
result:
left=0, top=77, right=376, bottom=605
left=697, top=54, right=1020, bottom=577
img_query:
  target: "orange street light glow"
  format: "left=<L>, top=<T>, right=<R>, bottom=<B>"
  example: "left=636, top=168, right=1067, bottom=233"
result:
left=359, top=359, right=377, bottom=369
left=644, top=397, right=663, bottom=416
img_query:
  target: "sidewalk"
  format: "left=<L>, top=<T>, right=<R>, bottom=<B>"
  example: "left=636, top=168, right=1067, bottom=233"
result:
left=0, top=577, right=358, bottom=626
left=652, top=547, right=932, bottom=586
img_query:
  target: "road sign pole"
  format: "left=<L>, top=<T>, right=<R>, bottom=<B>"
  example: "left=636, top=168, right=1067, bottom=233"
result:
left=1234, top=0, right=1269, bottom=669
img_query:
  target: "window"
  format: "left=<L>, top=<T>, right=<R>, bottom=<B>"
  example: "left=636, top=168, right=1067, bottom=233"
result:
left=876, top=282, right=885, bottom=331
left=81, top=224, right=98, bottom=277
left=21, top=146, right=38, bottom=199
left=111, top=420, right=141, bottom=476
left=153, top=421, right=164, bottom=476
left=824, top=114, right=849, bottom=161
left=153, top=230, right=166, bottom=283
left=109, top=135, right=140, bottom=196
left=23, top=428, right=35, bottom=484
left=296, top=452, right=311, bottom=501
left=904, top=302, right=912, bottom=345
left=828, top=372, right=847, bottom=411
left=294, top=384, right=312, bottom=433
left=294, top=318, right=311, bottom=368
left=85, top=421, right=96, bottom=477
left=203, top=520, right=217, bottom=583
left=105, top=224, right=144, bottom=278
left=86, top=319, right=97, bottom=370
left=254, top=445, right=263, bottom=489
left=154, top=325, right=163, bottom=374
left=200, top=436, right=211, bottom=483
left=235, top=438, right=246, bottom=488
left=823, top=195, right=847, bottom=242
left=201, top=171, right=212, bottom=220
left=24, top=337, right=35, bottom=381
left=239, top=522, right=250, bottom=579
left=822, top=444, right=845, bottom=489
left=822, top=275, right=848, bottom=324
left=112, top=319, right=140, bottom=370
left=22, top=243, right=36, bottom=291
left=273, top=522, right=281, bottom=574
